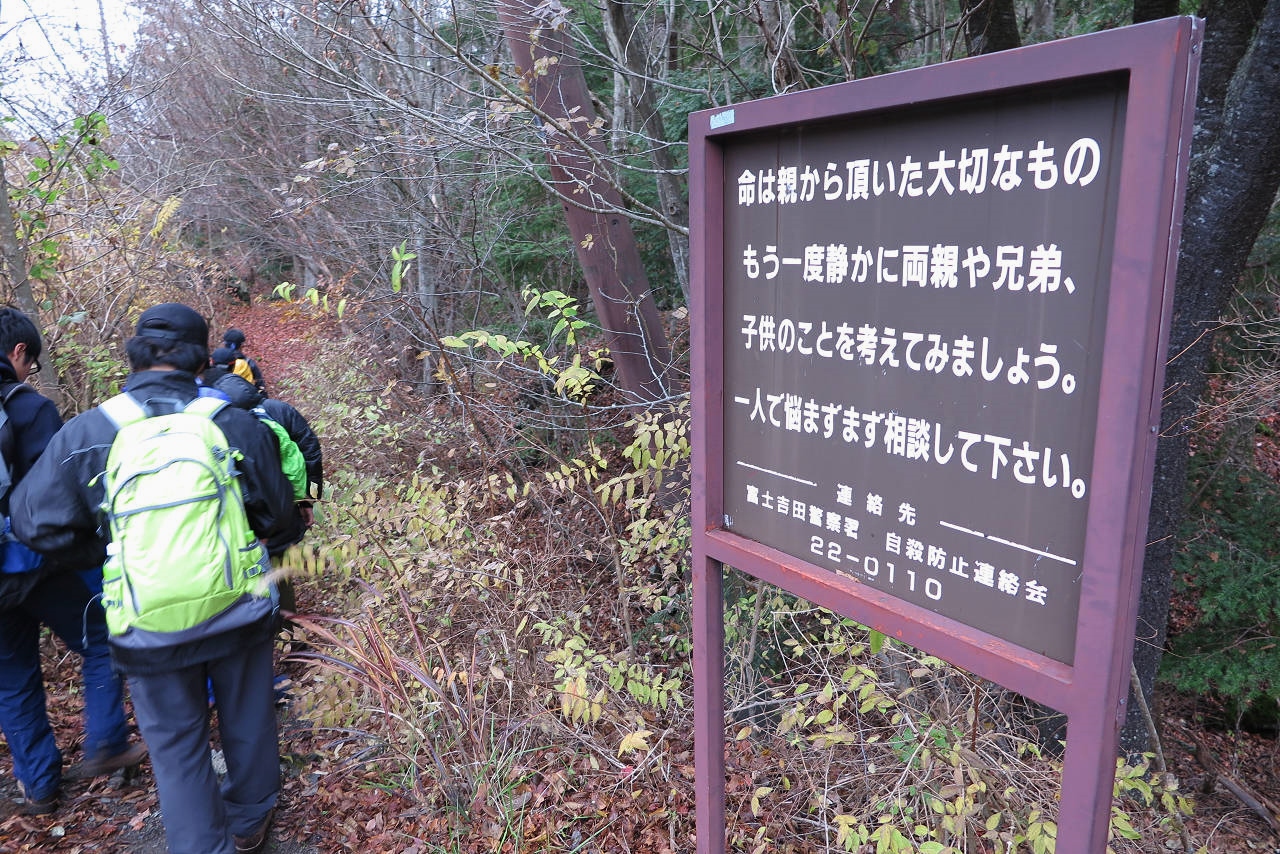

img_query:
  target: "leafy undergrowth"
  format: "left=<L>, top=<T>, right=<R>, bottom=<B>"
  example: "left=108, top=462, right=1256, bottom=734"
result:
left=4, top=298, right=1280, bottom=852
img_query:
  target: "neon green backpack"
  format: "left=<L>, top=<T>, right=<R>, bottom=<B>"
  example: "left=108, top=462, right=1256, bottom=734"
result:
left=252, top=407, right=307, bottom=500
left=96, top=393, right=271, bottom=638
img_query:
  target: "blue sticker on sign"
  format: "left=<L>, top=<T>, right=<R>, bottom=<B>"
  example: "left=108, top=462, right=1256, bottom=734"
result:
left=709, top=109, right=735, bottom=129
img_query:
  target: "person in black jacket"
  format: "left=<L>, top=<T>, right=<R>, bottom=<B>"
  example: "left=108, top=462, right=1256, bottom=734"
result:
left=206, top=366, right=322, bottom=616
left=0, top=308, right=144, bottom=816
left=260, top=394, right=322, bottom=501
left=207, top=367, right=322, bottom=501
left=220, top=328, right=266, bottom=393
left=12, top=304, right=296, bottom=854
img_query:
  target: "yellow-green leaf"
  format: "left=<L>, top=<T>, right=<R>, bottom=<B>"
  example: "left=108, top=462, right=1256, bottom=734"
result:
left=617, top=728, right=652, bottom=756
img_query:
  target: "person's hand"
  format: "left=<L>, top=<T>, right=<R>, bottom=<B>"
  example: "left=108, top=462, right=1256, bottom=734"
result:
left=298, top=503, right=315, bottom=528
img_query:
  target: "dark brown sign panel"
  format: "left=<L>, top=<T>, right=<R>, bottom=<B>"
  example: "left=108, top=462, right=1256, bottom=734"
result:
left=721, top=82, right=1123, bottom=664
left=690, top=17, right=1201, bottom=854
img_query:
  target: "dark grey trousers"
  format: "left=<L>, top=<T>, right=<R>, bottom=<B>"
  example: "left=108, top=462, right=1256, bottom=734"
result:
left=129, top=636, right=279, bottom=854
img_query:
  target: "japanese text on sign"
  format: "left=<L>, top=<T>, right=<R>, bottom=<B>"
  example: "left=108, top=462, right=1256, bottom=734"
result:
left=720, top=87, right=1126, bottom=664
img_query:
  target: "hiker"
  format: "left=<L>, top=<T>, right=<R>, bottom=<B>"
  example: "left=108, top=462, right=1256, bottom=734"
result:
left=11, top=303, right=297, bottom=854
left=219, top=328, right=266, bottom=393
left=0, top=307, right=145, bottom=816
left=208, top=363, right=321, bottom=498
left=210, top=345, right=258, bottom=391
left=208, top=366, right=322, bottom=616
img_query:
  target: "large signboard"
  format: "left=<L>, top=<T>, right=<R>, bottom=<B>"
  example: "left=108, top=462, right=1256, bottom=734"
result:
left=721, top=82, right=1123, bottom=664
left=690, top=17, right=1202, bottom=854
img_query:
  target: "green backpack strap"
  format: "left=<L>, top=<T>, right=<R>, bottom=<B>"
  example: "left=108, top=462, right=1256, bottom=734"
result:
left=98, top=393, right=150, bottom=430
left=184, top=396, right=228, bottom=419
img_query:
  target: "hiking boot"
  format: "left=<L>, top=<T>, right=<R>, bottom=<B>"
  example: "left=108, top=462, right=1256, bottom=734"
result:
left=233, top=807, right=274, bottom=853
left=65, top=741, right=148, bottom=781
left=21, top=790, right=58, bottom=816
left=18, top=783, right=58, bottom=819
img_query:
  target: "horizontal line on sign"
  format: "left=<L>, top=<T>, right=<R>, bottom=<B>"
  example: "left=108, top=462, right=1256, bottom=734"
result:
left=939, top=519, right=984, bottom=538
left=734, top=460, right=817, bottom=487
left=986, top=535, right=1078, bottom=566
left=939, top=520, right=1078, bottom=567
left=733, top=396, right=750, bottom=405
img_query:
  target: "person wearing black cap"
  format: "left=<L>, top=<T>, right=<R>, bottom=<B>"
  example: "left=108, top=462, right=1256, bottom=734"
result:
left=10, top=303, right=297, bottom=854
left=220, top=328, right=265, bottom=393
left=0, top=308, right=145, bottom=816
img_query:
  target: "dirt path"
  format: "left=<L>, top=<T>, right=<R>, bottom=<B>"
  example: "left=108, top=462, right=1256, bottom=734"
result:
left=1, top=703, right=326, bottom=853
left=1, top=297, right=335, bottom=853
left=213, top=299, right=329, bottom=399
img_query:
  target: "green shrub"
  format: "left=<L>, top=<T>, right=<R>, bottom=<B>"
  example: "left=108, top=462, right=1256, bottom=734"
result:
left=1163, top=448, right=1280, bottom=717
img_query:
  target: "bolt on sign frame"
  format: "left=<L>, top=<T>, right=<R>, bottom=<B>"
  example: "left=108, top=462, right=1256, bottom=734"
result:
left=689, top=16, right=1202, bottom=854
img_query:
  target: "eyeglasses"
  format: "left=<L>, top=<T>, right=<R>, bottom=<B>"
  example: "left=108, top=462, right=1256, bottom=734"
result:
left=11, top=345, right=41, bottom=377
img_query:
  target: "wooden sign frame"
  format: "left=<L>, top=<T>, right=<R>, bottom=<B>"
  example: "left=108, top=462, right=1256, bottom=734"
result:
left=689, top=17, right=1202, bottom=853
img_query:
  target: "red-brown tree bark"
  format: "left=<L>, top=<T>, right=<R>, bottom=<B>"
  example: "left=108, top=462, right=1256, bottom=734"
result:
left=499, top=0, right=674, bottom=404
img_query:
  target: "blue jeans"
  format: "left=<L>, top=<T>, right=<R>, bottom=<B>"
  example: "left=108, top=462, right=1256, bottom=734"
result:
left=0, top=569, right=128, bottom=800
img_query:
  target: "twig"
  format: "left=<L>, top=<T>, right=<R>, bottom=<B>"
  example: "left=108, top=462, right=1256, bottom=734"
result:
left=1129, top=663, right=1196, bottom=854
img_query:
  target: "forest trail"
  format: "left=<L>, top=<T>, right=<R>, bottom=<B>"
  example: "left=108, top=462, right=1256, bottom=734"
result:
left=5, top=296, right=1280, bottom=852
left=214, top=298, right=331, bottom=399
left=0, top=297, right=335, bottom=853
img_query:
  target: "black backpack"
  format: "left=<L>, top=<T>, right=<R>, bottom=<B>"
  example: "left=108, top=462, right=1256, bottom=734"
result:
left=0, top=381, right=49, bottom=609
left=0, top=381, right=33, bottom=515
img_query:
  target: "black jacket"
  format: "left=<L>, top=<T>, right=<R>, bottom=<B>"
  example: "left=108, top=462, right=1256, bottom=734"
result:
left=211, top=372, right=314, bottom=554
left=0, top=356, right=64, bottom=610
left=215, top=373, right=323, bottom=498
left=10, top=370, right=297, bottom=673
left=0, top=356, right=63, bottom=493
left=261, top=398, right=322, bottom=497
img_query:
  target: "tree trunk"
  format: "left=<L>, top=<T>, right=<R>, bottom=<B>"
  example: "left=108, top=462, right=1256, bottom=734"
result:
left=751, top=0, right=806, bottom=91
left=498, top=0, right=673, bottom=404
left=1122, top=0, right=1280, bottom=752
left=883, top=0, right=917, bottom=64
left=0, top=166, right=39, bottom=316
left=961, top=0, right=1021, bottom=55
left=96, top=0, right=117, bottom=81
left=602, top=0, right=692, bottom=305
left=1030, top=0, right=1055, bottom=42
left=1133, top=0, right=1180, bottom=23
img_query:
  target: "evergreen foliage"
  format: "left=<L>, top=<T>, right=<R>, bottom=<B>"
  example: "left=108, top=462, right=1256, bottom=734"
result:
left=1164, top=447, right=1280, bottom=714
left=1162, top=281, right=1280, bottom=722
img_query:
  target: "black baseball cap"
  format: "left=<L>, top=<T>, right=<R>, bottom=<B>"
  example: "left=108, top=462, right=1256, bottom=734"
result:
left=210, top=346, right=237, bottom=365
left=135, top=303, right=209, bottom=347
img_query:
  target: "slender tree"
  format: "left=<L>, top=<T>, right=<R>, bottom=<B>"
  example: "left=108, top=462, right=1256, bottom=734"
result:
left=961, top=0, right=1021, bottom=54
left=602, top=0, right=691, bottom=304
left=0, top=164, right=39, bottom=316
